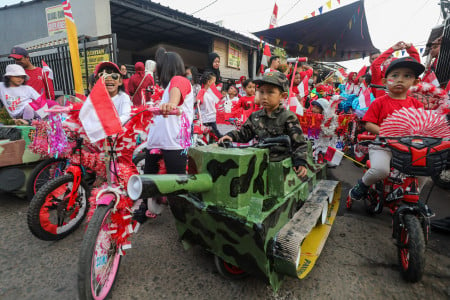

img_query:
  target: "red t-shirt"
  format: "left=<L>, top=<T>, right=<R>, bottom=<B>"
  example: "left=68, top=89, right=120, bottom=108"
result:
left=362, top=95, right=424, bottom=126
left=26, top=67, right=55, bottom=99
left=237, top=95, right=255, bottom=110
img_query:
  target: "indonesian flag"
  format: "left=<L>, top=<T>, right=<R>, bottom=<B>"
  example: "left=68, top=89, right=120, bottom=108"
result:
left=41, top=60, right=55, bottom=100
left=269, top=3, right=278, bottom=29
left=422, top=71, right=440, bottom=88
left=29, top=94, right=49, bottom=119
left=79, top=77, right=123, bottom=143
left=297, top=76, right=309, bottom=98
left=335, top=68, right=347, bottom=83
left=358, top=88, right=372, bottom=109
left=42, top=60, right=54, bottom=80
left=260, top=44, right=271, bottom=74
left=289, top=96, right=304, bottom=116
left=324, top=146, right=344, bottom=165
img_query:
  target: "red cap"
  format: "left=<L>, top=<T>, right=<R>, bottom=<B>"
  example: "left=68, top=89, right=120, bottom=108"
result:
left=94, top=61, right=121, bottom=76
left=8, top=47, right=29, bottom=59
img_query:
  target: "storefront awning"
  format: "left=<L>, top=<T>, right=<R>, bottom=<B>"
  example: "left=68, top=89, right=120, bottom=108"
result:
left=253, top=0, right=378, bottom=62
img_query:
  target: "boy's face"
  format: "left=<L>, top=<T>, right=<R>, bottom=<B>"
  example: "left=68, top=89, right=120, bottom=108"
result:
left=228, top=86, right=238, bottom=97
left=382, top=67, right=419, bottom=96
left=311, top=104, right=323, bottom=114
left=293, top=73, right=301, bottom=85
left=244, top=82, right=255, bottom=96
left=258, top=84, right=286, bottom=113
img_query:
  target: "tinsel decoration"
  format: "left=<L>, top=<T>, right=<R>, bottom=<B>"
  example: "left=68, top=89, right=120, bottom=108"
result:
left=409, top=82, right=448, bottom=110
left=48, top=113, right=70, bottom=157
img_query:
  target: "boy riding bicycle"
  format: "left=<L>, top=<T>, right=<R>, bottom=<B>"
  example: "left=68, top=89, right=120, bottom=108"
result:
left=349, top=56, right=425, bottom=200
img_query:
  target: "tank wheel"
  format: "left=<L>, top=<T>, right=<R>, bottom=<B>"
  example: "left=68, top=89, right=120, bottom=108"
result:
left=214, top=256, right=247, bottom=279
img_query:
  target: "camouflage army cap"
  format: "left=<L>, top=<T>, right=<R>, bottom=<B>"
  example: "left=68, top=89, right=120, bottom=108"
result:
left=254, top=71, right=289, bottom=92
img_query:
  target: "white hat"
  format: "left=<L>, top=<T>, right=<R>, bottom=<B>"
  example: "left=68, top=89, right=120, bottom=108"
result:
left=311, top=98, right=331, bottom=115
left=4, top=64, right=29, bottom=80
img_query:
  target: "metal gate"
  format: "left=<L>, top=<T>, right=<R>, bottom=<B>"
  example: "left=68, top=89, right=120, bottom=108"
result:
left=0, top=34, right=117, bottom=97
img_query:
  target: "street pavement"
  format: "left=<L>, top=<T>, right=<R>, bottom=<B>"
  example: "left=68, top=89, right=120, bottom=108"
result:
left=0, top=159, right=449, bottom=299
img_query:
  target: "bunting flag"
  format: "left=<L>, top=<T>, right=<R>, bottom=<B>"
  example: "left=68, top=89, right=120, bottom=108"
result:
left=348, top=19, right=352, bottom=29
left=269, top=3, right=278, bottom=29
left=62, top=0, right=85, bottom=100
left=326, top=0, right=332, bottom=9
left=275, top=38, right=281, bottom=45
left=79, top=77, right=123, bottom=142
left=311, top=11, right=316, bottom=17
left=260, top=44, right=271, bottom=74
left=298, top=44, right=304, bottom=51
left=319, top=6, right=323, bottom=14
left=308, top=46, right=315, bottom=54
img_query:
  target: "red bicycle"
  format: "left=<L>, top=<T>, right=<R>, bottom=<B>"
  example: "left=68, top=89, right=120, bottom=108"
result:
left=346, top=134, right=450, bottom=282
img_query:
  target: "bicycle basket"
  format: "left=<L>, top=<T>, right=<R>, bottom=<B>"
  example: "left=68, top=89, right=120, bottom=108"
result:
left=388, top=137, right=450, bottom=176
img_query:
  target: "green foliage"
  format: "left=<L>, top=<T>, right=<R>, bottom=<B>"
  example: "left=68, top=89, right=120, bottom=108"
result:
left=273, top=47, right=287, bottom=61
left=0, top=108, right=15, bottom=125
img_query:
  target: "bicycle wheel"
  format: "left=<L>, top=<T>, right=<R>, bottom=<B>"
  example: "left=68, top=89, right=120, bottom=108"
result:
left=78, top=202, right=122, bottom=300
left=26, top=158, right=68, bottom=200
left=397, top=214, right=425, bottom=282
left=27, top=173, right=89, bottom=240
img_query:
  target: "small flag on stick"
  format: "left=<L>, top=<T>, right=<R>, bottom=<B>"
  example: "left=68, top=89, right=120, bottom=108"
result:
left=324, top=146, right=344, bottom=165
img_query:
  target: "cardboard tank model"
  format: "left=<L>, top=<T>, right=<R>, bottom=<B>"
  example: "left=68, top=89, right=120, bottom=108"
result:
left=128, top=139, right=341, bottom=290
left=0, top=125, right=41, bottom=195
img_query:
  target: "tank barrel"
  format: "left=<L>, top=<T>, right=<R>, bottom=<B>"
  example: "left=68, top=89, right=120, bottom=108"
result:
left=127, top=174, right=213, bottom=200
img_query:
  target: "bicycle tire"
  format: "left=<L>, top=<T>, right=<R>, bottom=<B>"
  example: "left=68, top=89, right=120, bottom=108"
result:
left=78, top=202, right=122, bottom=300
left=397, top=214, right=426, bottom=282
left=26, top=157, right=68, bottom=200
left=27, top=173, right=89, bottom=240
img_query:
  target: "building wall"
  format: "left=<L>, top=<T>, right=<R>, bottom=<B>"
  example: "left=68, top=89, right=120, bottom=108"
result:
left=0, top=0, right=60, bottom=54
left=213, top=38, right=249, bottom=80
left=0, top=0, right=111, bottom=55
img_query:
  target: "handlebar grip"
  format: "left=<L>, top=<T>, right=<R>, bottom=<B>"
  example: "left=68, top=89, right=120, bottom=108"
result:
left=148, top=107, right=182, bottom=116
left=357, top=134, right=376, bottom=141
left=261, top=135, right=291, bottom=146
left=44, top=105, right=71, bottom=113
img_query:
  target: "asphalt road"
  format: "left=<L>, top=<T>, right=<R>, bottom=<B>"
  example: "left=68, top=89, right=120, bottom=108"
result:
left=0, top=159, right=449, bottom=300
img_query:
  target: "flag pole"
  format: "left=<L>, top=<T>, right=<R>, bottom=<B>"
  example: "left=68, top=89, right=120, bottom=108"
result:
left=62, top=0, right=85, bottom=100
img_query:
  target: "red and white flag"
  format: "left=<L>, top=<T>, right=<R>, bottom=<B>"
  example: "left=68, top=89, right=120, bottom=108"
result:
left=260, top=44, right=272, bottom=74
left=297, top=76, right=309, bottom=98
left=269, top=3, right=278, bottom=28
left=41, top=60, right=55, bottom=99
left=79, top=77, right=123, bottom=142
left=41, top=60, right=54, bottom=80
left=289, top=96, right=304, bottom=116
left=422, top=71, right=440, bottom=88
left=358, top=88, right=372, bottom=109
left=29, top=94, right=49, bottom=119
left=324, top=146, right=344, bottom=165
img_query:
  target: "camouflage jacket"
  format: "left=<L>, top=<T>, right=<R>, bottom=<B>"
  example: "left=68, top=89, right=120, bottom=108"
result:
left=226, top=106, right=308, bottom=167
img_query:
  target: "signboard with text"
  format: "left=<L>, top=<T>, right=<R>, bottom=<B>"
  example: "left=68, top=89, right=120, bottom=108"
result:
left=46, top=5, right=66, bottom=36
left=227, top=41, right=241, bottom=69
left=79, top=47, right=111, bottom=89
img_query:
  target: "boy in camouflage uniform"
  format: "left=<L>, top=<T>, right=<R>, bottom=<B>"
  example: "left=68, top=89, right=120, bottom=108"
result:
left=219, top=72, right=308, bottom=178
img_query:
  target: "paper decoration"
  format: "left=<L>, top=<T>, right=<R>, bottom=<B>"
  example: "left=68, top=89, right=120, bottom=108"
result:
left=308, top=46, right=315, bottom=54
left=326, top=0, right=332, bottom=9
left=319, top=6, right=323, bottom=14
left=298, top=44, right=304, bottom=51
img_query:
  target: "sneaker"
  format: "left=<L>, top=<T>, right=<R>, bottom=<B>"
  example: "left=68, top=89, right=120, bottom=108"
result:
left=349, top=179, right=369, bottom=201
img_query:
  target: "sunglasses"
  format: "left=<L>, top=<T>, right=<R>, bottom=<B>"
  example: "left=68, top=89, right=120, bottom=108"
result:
left=98, top=72, right=120, bottom=80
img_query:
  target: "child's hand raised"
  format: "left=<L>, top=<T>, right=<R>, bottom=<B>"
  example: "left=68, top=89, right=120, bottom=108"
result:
left=392, top=41, right=406, bottom=51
